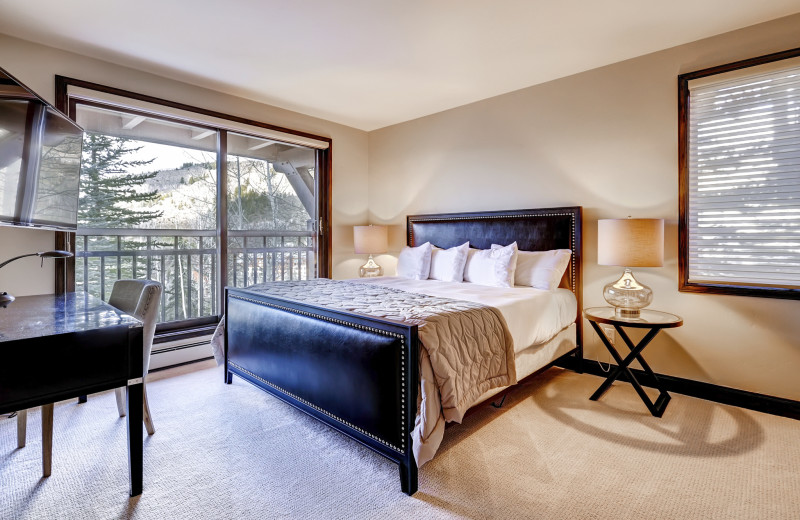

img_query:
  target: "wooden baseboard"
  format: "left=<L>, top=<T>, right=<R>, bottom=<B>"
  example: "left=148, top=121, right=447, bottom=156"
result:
left=555, top=358, right=800, bottom=421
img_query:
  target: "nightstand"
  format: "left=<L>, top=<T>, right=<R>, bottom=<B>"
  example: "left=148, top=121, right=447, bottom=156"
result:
left=584, top=307, right=683, bottom=417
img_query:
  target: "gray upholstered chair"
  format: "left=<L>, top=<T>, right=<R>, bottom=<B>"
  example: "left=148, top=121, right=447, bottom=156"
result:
left=16, top=279, right=162, bottom=475
left=107, top=279, right=162, bottom=435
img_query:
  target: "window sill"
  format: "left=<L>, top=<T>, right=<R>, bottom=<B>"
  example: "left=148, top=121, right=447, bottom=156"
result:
left=679, top=281, right=800, bottom=300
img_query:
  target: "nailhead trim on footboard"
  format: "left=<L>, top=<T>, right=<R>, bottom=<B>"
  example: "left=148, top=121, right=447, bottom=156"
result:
left=228, top=294, right=408, bottom=454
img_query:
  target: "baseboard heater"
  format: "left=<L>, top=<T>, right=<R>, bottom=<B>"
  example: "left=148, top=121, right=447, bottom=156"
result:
left=150, top=336, right=213, bottom=371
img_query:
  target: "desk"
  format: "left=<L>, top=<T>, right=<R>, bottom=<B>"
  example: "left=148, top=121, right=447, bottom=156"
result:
left=584, top=307, right=683, bottom=417
left=0, top=293, right=144, bottom=496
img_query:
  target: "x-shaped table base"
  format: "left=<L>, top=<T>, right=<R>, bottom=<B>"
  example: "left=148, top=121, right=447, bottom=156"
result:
left=588, top=320, right=671, bottom=417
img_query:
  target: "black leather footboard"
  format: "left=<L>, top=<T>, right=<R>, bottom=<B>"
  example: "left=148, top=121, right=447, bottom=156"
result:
left=224, top=287, right=420, bottom=495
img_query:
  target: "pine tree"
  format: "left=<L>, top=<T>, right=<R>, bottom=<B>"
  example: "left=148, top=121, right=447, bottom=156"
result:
left=78, top=133, right=163, bottom=227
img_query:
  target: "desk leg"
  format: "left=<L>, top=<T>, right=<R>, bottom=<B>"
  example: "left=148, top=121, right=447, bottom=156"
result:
left=127, top=383, right=143, bottom=496
left=17, top=409, right=27, bottom=448
left=42, top=404, right=53, bottom=477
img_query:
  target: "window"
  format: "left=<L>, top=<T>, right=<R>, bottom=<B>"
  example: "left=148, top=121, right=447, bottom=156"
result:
left=678, top=48, right=800, bottom=299
left=227, top=132, right=317, bottom=287
left=74, top=103, right=220, bottom=324
left=55, top=78, right=331, bottom=334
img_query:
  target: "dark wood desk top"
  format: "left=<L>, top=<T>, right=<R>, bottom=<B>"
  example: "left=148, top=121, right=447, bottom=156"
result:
left=0, top=291, right=145, bottom=496
left=0, top=293, right=141, bottom=343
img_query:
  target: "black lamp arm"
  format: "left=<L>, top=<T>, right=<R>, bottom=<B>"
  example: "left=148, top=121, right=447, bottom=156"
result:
left=0, top=250, right=74, bottom=270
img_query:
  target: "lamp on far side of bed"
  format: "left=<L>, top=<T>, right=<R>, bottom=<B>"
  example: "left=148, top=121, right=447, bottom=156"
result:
left=597, top=218, right=663, bottom=318
left=354, top=225, right=388, bottom=277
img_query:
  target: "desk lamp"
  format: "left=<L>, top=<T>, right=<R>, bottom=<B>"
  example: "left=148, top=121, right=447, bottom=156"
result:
left=0, top=250, right=74, bottom=306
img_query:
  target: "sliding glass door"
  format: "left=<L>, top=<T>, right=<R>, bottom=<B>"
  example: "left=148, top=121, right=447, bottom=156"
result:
left=227, top=132, right=318, bottom=287
left=69, top=100, right=324, bottom=331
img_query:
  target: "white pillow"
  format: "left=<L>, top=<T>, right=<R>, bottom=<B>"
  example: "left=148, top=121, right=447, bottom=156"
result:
left=429, top=242, right=470, bottom=282
left=503, top=248, right=572, bottom=290
left=464, top=242, right=518, bottom=288
left=396, top=242, right=433, bottom=280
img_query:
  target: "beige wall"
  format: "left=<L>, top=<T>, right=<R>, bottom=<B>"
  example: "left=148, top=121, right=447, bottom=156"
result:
left=3, top=15, right=800, bottom=400
left=0, top=33, right=369, bottom=297
left=368, top=14, right=800, bottom=400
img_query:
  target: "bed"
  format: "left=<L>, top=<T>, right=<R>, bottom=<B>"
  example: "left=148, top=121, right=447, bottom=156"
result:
left=222, top=206, right=583, bottom=495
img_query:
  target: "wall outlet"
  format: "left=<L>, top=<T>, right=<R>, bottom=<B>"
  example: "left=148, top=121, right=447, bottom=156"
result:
left=600, top=325, right=615, bottom=345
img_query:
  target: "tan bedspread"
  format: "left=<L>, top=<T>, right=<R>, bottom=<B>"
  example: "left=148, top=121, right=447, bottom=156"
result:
left=211, top=278, right=515, bottom=466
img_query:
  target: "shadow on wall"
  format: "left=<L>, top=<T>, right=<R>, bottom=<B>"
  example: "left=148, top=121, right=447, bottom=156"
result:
left=588, top=323, right=705, bottom=381
left=369, top=126, right=593, bottom=246
left=334, top=224, right=404, bottom=279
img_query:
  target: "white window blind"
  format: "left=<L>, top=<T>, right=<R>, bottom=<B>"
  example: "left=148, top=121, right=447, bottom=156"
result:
left=687, top=60, right=800, bottom=289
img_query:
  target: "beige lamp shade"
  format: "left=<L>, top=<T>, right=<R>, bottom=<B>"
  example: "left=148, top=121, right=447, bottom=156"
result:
left=354, top=225, right=388, bottom=254
left=597, top=218, right=664, bottom=267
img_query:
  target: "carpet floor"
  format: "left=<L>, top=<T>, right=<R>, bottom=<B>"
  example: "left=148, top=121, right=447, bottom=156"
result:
left=2, top=360, right=798, bottom=519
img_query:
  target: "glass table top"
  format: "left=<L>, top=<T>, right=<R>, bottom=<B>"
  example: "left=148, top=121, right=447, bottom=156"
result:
left=584, top=306, right=683, bottom=328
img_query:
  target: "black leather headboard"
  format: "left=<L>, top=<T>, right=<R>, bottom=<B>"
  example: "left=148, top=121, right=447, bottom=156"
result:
left=406, top=206, right=583, bottom=326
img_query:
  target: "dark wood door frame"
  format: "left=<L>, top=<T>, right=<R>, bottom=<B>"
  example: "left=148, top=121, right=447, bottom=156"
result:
left=53, top=76, right=333, bottom=317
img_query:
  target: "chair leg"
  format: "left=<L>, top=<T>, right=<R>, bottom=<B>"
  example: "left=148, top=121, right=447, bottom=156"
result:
left=118, top=384, right=155, bottom=434
left=17, top=409, right=27, bottom=448
left=115, top=387, right=127, bottom=417
left=42, top=403, right=54, bottom=477
left=143, top=385, right=155, bottom=436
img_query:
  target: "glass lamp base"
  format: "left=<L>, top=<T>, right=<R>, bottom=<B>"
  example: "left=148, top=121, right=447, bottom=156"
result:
left=359, top=255, right=383, bottom=278
left=614, top=307, right=643, bottom=319
left=603, top=268, right=652, bottom=319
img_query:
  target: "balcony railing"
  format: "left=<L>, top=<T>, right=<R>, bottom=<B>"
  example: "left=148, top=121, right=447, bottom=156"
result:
left=76, top=228, right=315, bottom=324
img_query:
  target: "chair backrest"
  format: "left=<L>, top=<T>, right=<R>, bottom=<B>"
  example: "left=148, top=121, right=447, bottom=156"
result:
left=108, top=279, right=162, bottom=376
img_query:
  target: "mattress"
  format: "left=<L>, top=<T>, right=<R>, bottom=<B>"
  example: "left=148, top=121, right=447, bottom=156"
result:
left=472, top=323, right=577, bottom=406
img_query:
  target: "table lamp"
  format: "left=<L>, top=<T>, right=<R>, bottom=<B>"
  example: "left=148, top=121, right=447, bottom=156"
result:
left=0, top=250, right=74, bottom=307
left=597, top=218, right=664, bottom=318
left=354, top=225, right=388, bottom=277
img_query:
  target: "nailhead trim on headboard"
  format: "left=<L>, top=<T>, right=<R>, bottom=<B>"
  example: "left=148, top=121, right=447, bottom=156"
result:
left=407, top=210, right=579, bottom=298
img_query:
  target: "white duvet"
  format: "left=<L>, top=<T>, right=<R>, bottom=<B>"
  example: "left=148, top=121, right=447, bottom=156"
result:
left=351, top=276, right=577, bottom=353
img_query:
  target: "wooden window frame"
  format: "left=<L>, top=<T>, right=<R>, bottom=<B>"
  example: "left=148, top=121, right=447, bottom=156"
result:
left=678, top=47, right=800, bottom=300
left=53, top=77, right=333, bottom=333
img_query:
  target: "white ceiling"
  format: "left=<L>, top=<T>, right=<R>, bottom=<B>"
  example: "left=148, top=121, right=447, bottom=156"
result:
left=1, top=1, right=799, bottom=131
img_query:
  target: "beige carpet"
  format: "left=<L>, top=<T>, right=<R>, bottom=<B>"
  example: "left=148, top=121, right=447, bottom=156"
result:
left=2, top=361, right=798, bottom=520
